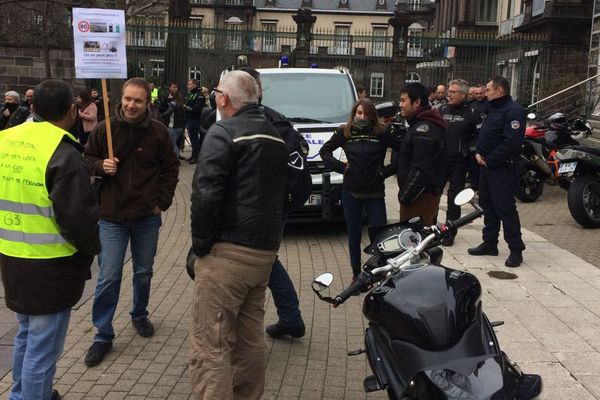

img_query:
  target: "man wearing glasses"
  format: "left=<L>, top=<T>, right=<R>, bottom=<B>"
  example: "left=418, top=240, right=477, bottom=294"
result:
left=190, top=71, right=288, bottom=399
left=437, top=79, right=482, bottom=246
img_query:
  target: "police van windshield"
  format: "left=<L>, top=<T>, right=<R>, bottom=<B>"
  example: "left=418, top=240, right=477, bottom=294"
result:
left=259, top=72, right=355, bottom=124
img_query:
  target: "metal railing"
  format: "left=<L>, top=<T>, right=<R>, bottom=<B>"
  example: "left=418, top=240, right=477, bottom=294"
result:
left=527, top=73, right=600, bottom=119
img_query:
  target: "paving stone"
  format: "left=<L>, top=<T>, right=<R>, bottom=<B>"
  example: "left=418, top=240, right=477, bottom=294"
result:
left=0, top=155, right=598, bottom=399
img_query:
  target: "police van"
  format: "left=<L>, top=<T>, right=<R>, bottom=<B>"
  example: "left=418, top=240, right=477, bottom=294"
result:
left=257, top=67, right=357, bottom=221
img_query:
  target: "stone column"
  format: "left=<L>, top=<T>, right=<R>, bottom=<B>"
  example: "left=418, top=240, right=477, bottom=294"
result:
left=292, top=8, right=317, bottom=68
left=388, top=10, right=412, bottom=101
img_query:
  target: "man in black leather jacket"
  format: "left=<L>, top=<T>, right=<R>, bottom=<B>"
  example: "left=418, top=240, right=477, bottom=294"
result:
left=190, top=70, right=288, bottom=400
left=438, top=79, right=482, bottom=246
left=397, top=83, right=448, bottom=225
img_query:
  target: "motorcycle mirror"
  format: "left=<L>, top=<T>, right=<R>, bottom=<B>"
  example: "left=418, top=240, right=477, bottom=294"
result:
left=312, top=273, right=334, bottom=292
left=454, top=188, right=475, bottom=206
left=527, top=113, right=536, bottom=120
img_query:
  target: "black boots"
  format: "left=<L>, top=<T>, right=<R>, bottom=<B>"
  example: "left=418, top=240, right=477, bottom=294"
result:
left=505, top=252, right=523, bottom=268
left=467, top=242, right=499, bottom=256
left=266, top=321, right=306, bottom=338
left=468, top=242, right=523, bottom=267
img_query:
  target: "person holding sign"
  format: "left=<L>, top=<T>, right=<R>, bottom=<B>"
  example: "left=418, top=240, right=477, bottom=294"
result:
left=83, top=78, right=179, bottom=367
left=0, top=80, right=100, bottom=400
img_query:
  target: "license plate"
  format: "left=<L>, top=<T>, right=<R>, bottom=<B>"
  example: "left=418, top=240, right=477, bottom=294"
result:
left=558, top=162, right=577, bottom=174
left=305, top=194, right=322, bottom=206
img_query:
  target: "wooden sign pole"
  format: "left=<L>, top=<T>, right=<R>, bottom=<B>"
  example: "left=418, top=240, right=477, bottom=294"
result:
left=101, top=78, right=114, bottom=160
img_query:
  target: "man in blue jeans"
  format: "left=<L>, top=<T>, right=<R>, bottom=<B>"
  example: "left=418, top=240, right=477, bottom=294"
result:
left=238, top=67, right=306, bottom=338
left=0, top=80, right=100, bottom=400
left=83, top=77, right=179, bottom=366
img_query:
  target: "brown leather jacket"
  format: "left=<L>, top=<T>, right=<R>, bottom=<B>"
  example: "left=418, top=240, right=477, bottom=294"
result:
left=84, top=106, right=179, bottom=222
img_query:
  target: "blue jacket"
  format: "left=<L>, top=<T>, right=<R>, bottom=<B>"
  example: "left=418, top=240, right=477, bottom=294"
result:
left=476, top=95, right=525, bottom=168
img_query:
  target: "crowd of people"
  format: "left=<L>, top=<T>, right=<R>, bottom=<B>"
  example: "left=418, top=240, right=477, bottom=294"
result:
left=0, top=71, right=526, bottom=400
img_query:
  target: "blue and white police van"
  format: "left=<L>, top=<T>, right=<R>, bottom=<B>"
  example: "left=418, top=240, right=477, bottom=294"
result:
left=257, top=67, right=358, bottom=221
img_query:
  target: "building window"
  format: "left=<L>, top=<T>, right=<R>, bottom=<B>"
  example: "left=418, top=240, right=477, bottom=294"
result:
left=33, top=14, right=43, bottom=25
left=225, top=0, right=243, bottom=4
left=407, top=23, right=424, bottom=58
left=333, top=24, right=351, bottom=55
left=532, top=0, right=545, bottom=17
left=405, top=72, right=420, bottom=83
left=150, top=59, right=164, bottom=78
left=190, top=66, right=202, bottom=81
left=370, top=73, right=384, bottom=97
left=226, top=22, right=242, bottom=50
left=372, top=27, right=387, bottom=57
left=130, top=29, right=145, bottom=46
left=262, top=22, right=277, bottom=52
left=149, top=29, right=166, bottom=47
left=476, top=0, right=498, bottom=23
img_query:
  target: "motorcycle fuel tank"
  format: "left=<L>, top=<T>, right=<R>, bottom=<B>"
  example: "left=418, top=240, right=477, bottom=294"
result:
left=363, top=264, right=482, bottom=351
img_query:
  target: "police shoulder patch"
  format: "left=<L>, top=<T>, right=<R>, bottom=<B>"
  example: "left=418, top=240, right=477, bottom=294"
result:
left=416, top=124, right=430, bottom=133
left=510, top=120, right=520, bottom=130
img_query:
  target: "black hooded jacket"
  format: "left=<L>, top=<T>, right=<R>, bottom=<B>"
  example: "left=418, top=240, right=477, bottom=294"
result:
left=396, top=107, right=448, bottom=205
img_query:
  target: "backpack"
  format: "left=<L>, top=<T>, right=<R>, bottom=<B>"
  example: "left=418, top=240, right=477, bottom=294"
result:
left=263, top=106, right=312, bottom=211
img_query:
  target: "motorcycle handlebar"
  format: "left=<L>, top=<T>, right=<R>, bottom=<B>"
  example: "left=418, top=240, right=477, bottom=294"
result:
left=334, top=271, right=372, bottom=305
left=446, top=208, right=484, bottom=231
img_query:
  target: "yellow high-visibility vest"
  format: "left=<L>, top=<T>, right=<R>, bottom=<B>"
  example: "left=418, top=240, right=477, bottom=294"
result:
left=151, top=88, right=159, bottom=103
left=0, top=121, right=78, bottom=259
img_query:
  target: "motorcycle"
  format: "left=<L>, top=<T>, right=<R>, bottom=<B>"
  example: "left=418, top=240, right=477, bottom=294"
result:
left=312, top=189, right=542, bottom=399
left=556, top=145, right=600, bottom=228
left=517, top=113, right=592, bottom=203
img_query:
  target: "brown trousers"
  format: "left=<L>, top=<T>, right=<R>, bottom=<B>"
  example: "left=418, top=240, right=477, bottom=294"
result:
left=190, top=242, right=276, bottom=400
left=399, top=192, right=441, bottom=226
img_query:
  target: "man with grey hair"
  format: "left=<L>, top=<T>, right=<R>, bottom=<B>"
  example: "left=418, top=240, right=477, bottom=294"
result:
left=0, top=91, right=30, bottom=130
left=189, top=70, right=288, bottom=399
left=438, top=79, right=482, bottom=246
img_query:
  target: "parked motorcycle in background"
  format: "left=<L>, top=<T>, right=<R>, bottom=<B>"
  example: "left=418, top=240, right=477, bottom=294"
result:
left=312, top=189, right=543, bottom=399
left=517, top=112, right=591, bottom=202
left=556, top=145, right=600, bottom=228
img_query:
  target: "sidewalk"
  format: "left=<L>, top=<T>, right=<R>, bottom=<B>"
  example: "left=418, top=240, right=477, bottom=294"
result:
left=0, top=160, right=599, bottom=399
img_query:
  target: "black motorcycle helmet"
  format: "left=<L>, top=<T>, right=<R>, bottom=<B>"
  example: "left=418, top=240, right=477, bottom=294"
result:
left=547, top=112, right=567, bottom=131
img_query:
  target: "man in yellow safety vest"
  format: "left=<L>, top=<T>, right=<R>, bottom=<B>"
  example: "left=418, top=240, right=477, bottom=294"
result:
left=0, top=79, right=100, bottom=400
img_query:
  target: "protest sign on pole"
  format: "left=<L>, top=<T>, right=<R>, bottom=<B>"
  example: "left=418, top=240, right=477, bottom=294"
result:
left=72, top=8, right=127, bottom=160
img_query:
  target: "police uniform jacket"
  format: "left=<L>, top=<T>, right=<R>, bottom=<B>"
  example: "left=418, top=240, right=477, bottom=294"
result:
left=396, top=107, right=448, bottom=204
left=438, top=101, right=481, bottom=160
left=185, top=87, right=205, bottom=122
left=476, top=95, right=525, bottom=168
left=191, top=104, right=288, bottom=257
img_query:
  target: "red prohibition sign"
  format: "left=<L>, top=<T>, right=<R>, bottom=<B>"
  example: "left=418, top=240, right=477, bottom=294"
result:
left=78, top=20, right=90, bottom=32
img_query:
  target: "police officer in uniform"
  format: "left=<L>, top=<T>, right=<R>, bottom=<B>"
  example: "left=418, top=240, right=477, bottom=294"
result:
left=468, top=76, right=525, bottom=268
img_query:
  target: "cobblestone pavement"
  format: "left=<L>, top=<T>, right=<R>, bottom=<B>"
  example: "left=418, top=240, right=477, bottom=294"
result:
left=0, top=151, right=599, bottom=399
